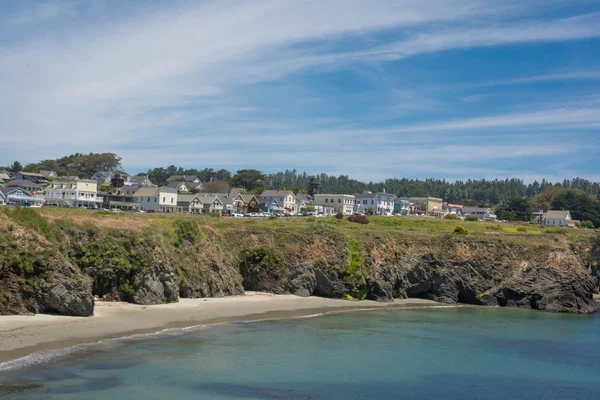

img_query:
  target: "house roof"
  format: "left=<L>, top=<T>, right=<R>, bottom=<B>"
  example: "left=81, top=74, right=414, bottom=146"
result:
left=238, top=194, right=257, bottom=203
left=17, top=172, right=45, bottom=178
left=544, top=210, right=571, bottom=219
left=261, top=189, right=295, bottom=197
left=39, top=170, right=57, bottom=177
left=354, top=193, right=376, bottom=199
left=462, top=206, right=492, bottom=213
left=167, top=175, right=201, bottom=183
left=134, top=187, right=160, bottom=197
left=159, top=187, right=178, bottom=194
left=0, top=186, right=32, bottom=196
left=447, top=204, right=463, bottom=208
left=295, top=194, right=313, bottom=202
left=177, top=194, right=199, bottom=203
left=199, top=196, right=222, bottom=205
left=6, top=179, right=47, bottom=188
left=167, top=181, right=187, bottom=189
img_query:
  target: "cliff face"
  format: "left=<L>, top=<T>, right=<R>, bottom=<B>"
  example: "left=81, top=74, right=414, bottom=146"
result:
left=0, top=211, right=597, bottom=316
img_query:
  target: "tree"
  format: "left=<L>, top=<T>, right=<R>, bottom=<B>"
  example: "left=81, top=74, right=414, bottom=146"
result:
left=9, top=161, right=22, bottom=173
left=551, top=190, right=600, bottom=228
left=495, top=197, right=533, bottom=222
left=231, top=169, right=266, bottom=191
left=367, top=207, right=374, bottom=215
left=580, top=220, right=595, bottom=229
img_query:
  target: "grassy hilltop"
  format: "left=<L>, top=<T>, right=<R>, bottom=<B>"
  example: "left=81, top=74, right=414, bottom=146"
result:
left=0, top=208, right=598, bottom=316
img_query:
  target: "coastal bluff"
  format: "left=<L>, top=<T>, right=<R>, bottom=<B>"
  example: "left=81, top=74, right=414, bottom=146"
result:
left=0, top=209, right=598, bottom=316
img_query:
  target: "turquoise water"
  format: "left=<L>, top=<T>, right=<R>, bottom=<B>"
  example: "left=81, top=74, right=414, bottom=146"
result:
left=1, top=307, right=600, bottom=399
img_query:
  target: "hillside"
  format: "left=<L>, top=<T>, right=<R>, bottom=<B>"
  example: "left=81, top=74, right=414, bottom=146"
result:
left=0, top=208, right=598, bottom=316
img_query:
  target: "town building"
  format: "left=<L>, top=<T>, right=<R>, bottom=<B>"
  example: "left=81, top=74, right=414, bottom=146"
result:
left=295, top=193, right=314, bottom=213
left=177, top=194, right=204, bottom=214
left=259, top=190, right=297, bottom=213
left=409, top=197, right=444, bottom=216
left=0, top=187, right=44, bottom=207
left=462, top=206, right=497, bottom=220
left=233, top=194, right=260, bottom=214
left=394, top=198, right=413, bottom=215
left=353, top=191, right=396, bottom=214
left=7, top=179, right=47, bottom=194
left=13, top=172, right=47, bottom=183
left=130, top=175, right=153, bottom=187
left=39, top=170, right=58, bottom=179
left=101, top=188, right=141, bottom=211
left=313, top=194, right=355, bottom=215
left=92, top=171, right=133, bottom=187
left=44, top=179, right=103, bottom=208
left=542, top=210, right=575, bottom=227
left=135, top=187, right=179, bottom=213
left=446, top=204, right=464, bottom=216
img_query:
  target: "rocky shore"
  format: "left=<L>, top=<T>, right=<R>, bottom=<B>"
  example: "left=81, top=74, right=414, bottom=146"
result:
left=0, top=211, right=598, bottom=317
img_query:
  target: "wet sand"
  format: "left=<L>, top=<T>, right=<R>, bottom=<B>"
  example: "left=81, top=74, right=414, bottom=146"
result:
left=0, top=294, right=443, bottom=364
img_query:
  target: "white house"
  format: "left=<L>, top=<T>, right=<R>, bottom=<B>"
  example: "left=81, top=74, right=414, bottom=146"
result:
left=259, top=190, right=297, bottom=213
left=135, top=186, right=179, bottom=213
left=199, top=196, right=224, bottom=214
left=542, top=210, right=575, bottom=227
left=462, top=206, right=497, bottom=220
left=130, top=175, right=153, bottom=187
left=44, top=179, right=103, bottom=208
left=167, top=181, right=189, bottom=192
left=177, top=194, right=204, bottom=214
left=354, top=191, right=396, bottom=214
left=0, top=187, right=45, bottom=207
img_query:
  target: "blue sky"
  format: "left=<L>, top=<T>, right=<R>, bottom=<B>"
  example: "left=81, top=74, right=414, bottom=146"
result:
left=1, top=0, right=599, bottom=182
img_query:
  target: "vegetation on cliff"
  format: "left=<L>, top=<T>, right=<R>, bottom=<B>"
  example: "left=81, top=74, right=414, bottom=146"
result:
left=0, top=207, right=598, bottom=316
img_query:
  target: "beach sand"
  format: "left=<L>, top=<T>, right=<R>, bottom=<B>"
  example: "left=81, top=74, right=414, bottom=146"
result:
left=0, top=294, right=442, bottom=364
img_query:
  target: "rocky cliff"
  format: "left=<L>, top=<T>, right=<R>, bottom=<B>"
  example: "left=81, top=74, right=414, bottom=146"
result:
left=0, top=210, right=597, bottom=316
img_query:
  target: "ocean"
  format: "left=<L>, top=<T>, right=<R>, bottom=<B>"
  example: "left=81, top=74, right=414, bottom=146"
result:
left=1, top=307, right=599, bottom=399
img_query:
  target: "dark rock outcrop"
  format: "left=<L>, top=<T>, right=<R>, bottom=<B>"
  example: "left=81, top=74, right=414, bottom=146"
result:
left=37, top=261, right=95, bottom=316
left=133, top=264, right=179, bottom=305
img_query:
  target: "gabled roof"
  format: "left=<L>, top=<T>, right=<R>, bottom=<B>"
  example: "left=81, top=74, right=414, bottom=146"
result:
left=0, top=186, right=32, bottom=196
left=167, top=175, right=201, bottom=183
left=177, top=194, right=199, bottom=203
left=39, top=170, right=57, bottom=177
left=544, top=210, right=571, bottom=219
left=199, top=196, right=222, bottom=205
left=462, top=206, right=492, bottom=213
left=159, top=187, right=178, bottom=194
left=16, top=172, right=45, bottom=178
left=167, top=181, right=188, bottom=189
left=261, top=189, right=295, bottom=197
left=6, top=179, right=47, bottom=188
left=134, top=187, right=160, bottom=197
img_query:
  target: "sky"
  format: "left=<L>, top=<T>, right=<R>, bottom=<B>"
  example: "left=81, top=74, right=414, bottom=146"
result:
left=1, top=0, right=599, bottom=182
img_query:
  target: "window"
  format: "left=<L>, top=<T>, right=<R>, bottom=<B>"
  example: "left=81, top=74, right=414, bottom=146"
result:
left=338, top=199, right=341, bottom=203
left=155, top=198, right=157, bottom=202
left=171, top=198, right=173, bottom=204
left=325, top=199, right=328, bottom=203
left=163, top=197, right=165, bottom=202
left=371, top=200, right=374, bottom=205
left=147, top=197, right=150, bottom=202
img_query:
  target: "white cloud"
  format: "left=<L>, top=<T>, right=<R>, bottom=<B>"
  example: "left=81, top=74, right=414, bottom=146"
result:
left=0, top=0, right=599, bottom=182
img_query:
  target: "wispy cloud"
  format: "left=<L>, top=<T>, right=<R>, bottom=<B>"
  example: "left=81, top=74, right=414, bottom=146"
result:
left=0, top=0, right=599, bottom=182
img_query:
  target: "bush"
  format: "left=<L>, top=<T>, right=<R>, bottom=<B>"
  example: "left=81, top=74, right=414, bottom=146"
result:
left=453, top=225, right=469, bottom=235
left=268, top=215, right=278, bottom=220
left=580, top=220, right=595, bottom=229
left=307, top=215, right=316, bottom=222
left=444, top=213, right=458, bottom=220
left=335, top=212, right=344, bottom=220
left=367, top=207, right=374, bottom=215
left=464, top=216, right=479, bottom=222
left=347, top=215, right=369, bottom=224
left=209, top=211, right=221, bottom=218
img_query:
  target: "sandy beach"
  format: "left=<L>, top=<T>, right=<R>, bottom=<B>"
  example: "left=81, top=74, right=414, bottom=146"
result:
left=0, top=294, right=442, bottom=365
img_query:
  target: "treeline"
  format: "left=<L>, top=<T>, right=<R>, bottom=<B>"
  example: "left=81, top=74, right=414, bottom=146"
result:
left=265, top=170, right=600, bottom=206
left=9, top=153, right=122, bottom=179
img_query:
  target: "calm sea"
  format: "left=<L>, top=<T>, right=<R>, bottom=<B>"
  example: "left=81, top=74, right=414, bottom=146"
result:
left=1, top=307, right=599, bottom=399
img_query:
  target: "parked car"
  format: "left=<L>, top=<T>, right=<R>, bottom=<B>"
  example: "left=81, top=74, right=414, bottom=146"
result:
left=136, top=209, right=145, bottom=213
left=111, top=208, right=122, bottom=213
left=231, top=213, right=244, bottom=218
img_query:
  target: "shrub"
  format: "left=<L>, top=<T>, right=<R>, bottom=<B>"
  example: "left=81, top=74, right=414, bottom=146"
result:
left=209, top=211, right=221, bottom=218
left=347, top=215, right=369, bottom=224
left=307, top=215, right=316, bottom=222
left=464, top=216, right=479, bottom=222
left=173, top=219, right=200, bottom=246
left=268, top=215, right=278, bottom=220
left=335, top=212, right=344, bottom=220
left=453, top=225, right=468, bottom=235
left=367, top=207, right=374, bottom=215
left=580, top=220, right=595, bottom=229
left=444, top=213, right=458, bottom=220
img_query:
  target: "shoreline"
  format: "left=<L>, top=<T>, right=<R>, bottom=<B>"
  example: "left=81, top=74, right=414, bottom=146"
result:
left=0, top=294, right=443, bottom=366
